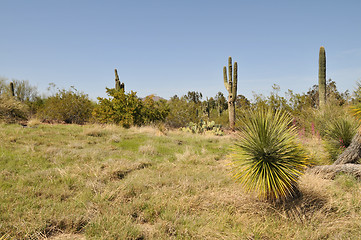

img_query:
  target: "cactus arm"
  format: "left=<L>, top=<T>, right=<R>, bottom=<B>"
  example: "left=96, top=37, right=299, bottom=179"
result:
left=223, top=66, right=230, bottom=91
left=228, top=57, right=232, bottom=86
left=115, top=69, right=119, bottom=82
left=231, top=62, right=238, bottom=102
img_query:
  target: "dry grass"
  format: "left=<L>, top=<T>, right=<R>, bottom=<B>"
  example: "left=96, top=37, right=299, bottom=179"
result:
left=0, top=123, right=360, bottom=239
left=27, top=118, right=42, bottom=127
left=300, top=135, right=331, bottom=165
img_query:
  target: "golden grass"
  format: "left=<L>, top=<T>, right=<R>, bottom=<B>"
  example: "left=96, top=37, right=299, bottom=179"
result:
left=27, top=118, right=42, bottom=127
left=0, top=123, right=360, bottom=239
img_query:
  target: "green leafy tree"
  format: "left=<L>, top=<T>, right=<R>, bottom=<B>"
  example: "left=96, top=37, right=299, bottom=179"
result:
left=165, top=95, right=200, bottom=128
left=141, top=95, right=170, bottom=124
left=184, top=91, right=203, bottom=104
left=215, top=92, right=228, bottom=116
left=235, top=94, right=251, bottom=109
left=93, top=88, right=143, bottom=128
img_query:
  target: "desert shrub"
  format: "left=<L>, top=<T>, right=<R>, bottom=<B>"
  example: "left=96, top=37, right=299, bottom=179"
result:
left=324, top=116, right=358, bottom=161
left=38, top=87, right=94, bottom=124
left=231, top=108, right=309, bottom=201
left=141, top=95, right=170, bottom=124
left=93, top=88, right=143, bottom=128
left=165, top=95, right=201, bottom=128
left=293, top=104, right=350, bottom=137
left=0, top=96, right=28, bottom=123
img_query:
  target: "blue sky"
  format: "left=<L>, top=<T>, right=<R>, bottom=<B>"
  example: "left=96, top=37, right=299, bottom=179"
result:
left=1, top=0, right=361, bottom=101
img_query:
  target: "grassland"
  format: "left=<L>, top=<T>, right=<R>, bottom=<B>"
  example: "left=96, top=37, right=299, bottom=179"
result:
left=0, top=123, right=361, bottom=239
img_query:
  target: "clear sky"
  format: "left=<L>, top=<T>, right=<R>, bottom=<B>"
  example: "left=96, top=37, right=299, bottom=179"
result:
left=1, top=0, right=361, bottom=101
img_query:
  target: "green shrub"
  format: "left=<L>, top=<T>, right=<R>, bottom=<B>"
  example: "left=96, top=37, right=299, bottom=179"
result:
left=231, top=108, right=309, bottom=201
left=324, top=116, right=358, bottom=161
left=165, top=96, right=201, bottom=128
left=38, top=87, right=94, bottom=124
left=93, top=88, right=143, bottom=128
left=141, top=95, right=170, bottom=125
left=0, top=96, right=28, bottom=123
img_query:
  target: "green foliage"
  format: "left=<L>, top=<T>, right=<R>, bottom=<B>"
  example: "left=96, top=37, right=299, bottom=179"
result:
left=324, top=116, right=358, bottom=161
left=295, top=103, right=350, bottom=138
left=215, top=92, right=228, bottom=115
left=141, top=95, right=170, bottom=125
left=352, top=80, right=361, bottom=103
left=231, top=108, right=309, bottom=201
left=350, top=102, right=361, bottom=120
left=0, top=96, right=28, bottom=123
left=93, top=88, right=143, bottom=127
left=93, top=89, right=169, bottom=127
left=236, top=94, right=251, bottom=109
left=184, top=91, right=203, bottom=104
left=165, top=95, right=201, bottom=128
left=39, top=86, right=94, bottom=124
left=252, top=84, right=291, bottom=112
left=181, top=120, right=223, bottom=136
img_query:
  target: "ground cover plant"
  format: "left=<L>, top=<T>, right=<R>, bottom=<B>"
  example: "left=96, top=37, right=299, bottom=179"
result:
left=1, top=123, right=361, bottom=239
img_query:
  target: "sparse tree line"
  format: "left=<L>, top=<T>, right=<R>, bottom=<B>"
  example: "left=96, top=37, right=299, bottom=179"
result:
left=0, top=69, right=358, bottom=130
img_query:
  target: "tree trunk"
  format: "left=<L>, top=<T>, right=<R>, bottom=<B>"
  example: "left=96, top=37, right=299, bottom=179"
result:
left=334, top=131, right=361, bottom=165
left=308, top=164, right=361, bottom=179
left=228, top=100, right=235, bottom=131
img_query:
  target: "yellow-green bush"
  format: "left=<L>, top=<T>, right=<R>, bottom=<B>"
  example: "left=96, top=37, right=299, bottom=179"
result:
left=38, top=87, right=94, bottom=124
left=0, top=96, right=28, bottom=123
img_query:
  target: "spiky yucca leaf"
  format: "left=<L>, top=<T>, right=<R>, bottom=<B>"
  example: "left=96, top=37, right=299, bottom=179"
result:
left=231, top=108, right=308, bottom=201
left=324, top=116, right=358, bottom=147
left=350, top=103, right=361, bottom=122
left=324, top=116, right=358, bottom=161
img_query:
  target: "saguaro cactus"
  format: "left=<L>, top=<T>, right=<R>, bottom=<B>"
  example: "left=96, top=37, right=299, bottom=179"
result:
left=223, top=57, right=238, bottom=131
left=318, top=46, right=326, bottom=108
left=114, top=69, right=125, bottom=91
left=10, top=82, right=15, bottom=97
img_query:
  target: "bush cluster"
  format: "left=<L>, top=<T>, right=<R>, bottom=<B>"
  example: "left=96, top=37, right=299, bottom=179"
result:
left=93, top=88, right=169, bottom=128
left=38, top=87, right=94, bottom=124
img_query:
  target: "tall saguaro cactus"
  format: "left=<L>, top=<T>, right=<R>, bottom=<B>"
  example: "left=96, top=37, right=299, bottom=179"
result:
left=223, top=57, right=238, bottom=131
left=318, top=46, right=326, bottom=108
left=114, top=69, right=125, bottom=91
left=9, top=82, right=15, bottom=97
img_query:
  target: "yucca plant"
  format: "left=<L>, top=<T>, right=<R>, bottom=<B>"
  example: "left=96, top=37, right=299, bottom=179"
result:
left=324, top=116, right=358, bottom=161
left=231, top=108, right=309, bottom=201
